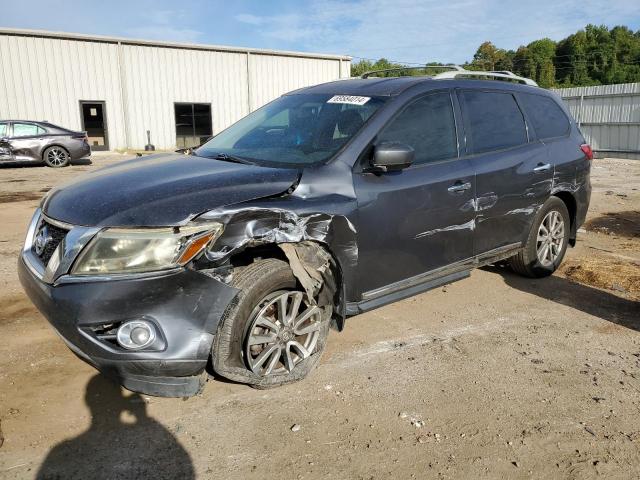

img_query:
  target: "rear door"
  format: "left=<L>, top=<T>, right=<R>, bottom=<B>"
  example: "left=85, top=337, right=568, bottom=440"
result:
left=458, top=89, right=553, bottom=255
left=516, top=91, right=578, bottom=197
left=353, top=90, right=475, bottom=296
left=0, top=122, right=12, bottom=161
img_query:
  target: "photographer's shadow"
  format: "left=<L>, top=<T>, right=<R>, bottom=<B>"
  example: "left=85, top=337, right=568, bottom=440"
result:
left=487, top=265, right=639, bottom=332
left=37, top=374, right=195, bottom=480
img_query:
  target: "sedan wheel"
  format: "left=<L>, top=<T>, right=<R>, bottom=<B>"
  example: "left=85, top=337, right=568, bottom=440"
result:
left=44, top=146, right=70, bottom=167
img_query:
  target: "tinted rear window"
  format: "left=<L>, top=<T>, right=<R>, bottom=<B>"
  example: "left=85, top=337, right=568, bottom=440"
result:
left=462, top=90, right=527, bottom=154
left=518, top=93, right=570, bottom=139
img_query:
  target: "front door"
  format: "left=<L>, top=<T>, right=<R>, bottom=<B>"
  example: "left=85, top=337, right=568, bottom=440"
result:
left=353, top=91, right=475, bottom=297
left=457, top=89, right=553, bottom=254
left=7, top=122, right=46, bottom=161
left=0, top=122, right=11, bottom=161
left=80, top=101, right=108, bottom=150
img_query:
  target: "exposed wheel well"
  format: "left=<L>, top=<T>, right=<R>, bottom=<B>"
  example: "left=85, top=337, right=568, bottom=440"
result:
left=227, top=241, right=346, bottom=331
left=552, top=191, right=577, bottom=245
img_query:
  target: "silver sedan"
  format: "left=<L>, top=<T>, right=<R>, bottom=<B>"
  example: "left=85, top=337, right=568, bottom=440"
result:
left=0, top=120, right=91, bottom=167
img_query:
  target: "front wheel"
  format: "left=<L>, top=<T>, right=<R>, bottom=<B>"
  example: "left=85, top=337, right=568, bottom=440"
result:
left=212, top=258, right=330, bottom=388
left=43, top=146, right=70, bottom=167
left=509, top=197, right=570, bottom=278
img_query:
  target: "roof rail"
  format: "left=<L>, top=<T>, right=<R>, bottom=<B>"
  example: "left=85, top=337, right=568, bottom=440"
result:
left=360, top=64, right=538, bottom=86
left=433, top=69, right=538, bottom=86
left=361, top=64, right=463, bottom=79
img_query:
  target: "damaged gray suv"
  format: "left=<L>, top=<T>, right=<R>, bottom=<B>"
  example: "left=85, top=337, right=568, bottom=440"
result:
left=19, top=67, right=591, bottom=397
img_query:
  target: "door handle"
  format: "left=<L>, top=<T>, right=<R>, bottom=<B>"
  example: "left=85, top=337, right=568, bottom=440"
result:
left=533, top=163, right=552, bottom=173
left=447, top=181, right=472, bottom=193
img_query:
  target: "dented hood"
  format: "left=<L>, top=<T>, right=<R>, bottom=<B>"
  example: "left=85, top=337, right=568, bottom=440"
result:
left=42, top=153, right=300, bottom=227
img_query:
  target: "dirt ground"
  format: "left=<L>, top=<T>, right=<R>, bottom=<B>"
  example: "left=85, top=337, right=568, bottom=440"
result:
left=0, top=154, right=638, bottom=480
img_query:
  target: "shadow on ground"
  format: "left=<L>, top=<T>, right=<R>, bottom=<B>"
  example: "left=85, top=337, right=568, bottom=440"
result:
left=0, top=158, right=93, bottom=169
left=36, top=374, right=195, bottom=480
left=584, top=211, right=640, bottom=238
left=487, top=265, right=640, bottom=332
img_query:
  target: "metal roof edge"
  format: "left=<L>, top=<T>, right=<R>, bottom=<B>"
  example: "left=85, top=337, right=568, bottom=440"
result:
left=0, top=27, right=352, bottom=61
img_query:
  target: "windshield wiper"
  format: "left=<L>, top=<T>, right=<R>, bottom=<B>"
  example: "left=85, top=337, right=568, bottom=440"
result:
left=210, top=152, right=254, bottom=165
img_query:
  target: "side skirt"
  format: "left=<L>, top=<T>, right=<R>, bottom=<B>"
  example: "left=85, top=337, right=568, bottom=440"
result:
left=346, top=243, right=521, bottom=316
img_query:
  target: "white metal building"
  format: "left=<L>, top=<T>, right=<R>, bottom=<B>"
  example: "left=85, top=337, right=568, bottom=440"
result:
left=554, top=82, right=640, bottom=160
left=0, top=28, right=351, bottom=150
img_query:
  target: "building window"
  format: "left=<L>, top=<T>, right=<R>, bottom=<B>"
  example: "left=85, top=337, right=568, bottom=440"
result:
left=174, top=103, right=212, bottom=148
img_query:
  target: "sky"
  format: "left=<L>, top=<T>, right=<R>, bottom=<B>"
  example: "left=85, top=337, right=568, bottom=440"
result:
left=2, top=0, right=639, bottom=65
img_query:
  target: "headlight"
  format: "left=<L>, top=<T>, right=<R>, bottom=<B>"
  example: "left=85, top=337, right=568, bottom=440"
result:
left=71, top=222, right=223, bottom=275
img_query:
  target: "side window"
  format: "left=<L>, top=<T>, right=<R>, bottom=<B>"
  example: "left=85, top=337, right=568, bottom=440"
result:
left=518, top=93, right=570, bottom=139
left=12, top=123, right=43, bottom=137
left=377, top=92, right=457, bottom=164
left=0, top=123, right=7, bottom=137
left=461, top=91, right=527, bottom=153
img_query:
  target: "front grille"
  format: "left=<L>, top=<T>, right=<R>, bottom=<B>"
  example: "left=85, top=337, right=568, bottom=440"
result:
left=86, top=322, right=122, bottom=348
left=33, top=220, right=68, bottom=266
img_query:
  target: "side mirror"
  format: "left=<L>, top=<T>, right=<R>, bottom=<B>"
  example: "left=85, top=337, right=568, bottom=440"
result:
left=370, top=142, right=414, bottom=172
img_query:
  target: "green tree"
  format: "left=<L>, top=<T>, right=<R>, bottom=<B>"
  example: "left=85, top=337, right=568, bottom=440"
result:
left=555, top=31, right=591, bottom=86
left=471, top=41, right=501, bottom=70
left=513, top=46, right=535, bottom=79
left=527, top=38, right=557, bottom=87
left=350, top=58, right=405, bottom=77
left=352, top=26, right=640, bottom=87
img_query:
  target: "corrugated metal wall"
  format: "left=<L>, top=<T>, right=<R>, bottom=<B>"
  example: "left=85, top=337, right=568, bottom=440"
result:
left=0, top=30, right=351, bottom=150
left=0, top=34, right=128, bottom=149
left=553, top=83, right=640, bottom=160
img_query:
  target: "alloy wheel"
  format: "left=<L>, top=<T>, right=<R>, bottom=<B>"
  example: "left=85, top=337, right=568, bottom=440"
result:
left=47, top=148, right=68, bottom=166
left=244, top=290, right=322, bottom=376
left=536, top=210, right=565, bottom=267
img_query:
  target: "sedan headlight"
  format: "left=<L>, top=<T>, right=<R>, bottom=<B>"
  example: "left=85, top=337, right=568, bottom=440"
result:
left=71, top=222, right=223, bottom=275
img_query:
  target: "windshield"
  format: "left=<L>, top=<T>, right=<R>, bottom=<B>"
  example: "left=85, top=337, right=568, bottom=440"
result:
left=196, top=94, right=386, bottom=167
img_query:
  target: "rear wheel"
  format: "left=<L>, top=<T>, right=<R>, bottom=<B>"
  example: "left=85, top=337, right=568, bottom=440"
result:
left=212, top=258, right=330, bottom=388
left=43, top=146, right=70, bottom=167
left=509, top=197, right=570, bottom=278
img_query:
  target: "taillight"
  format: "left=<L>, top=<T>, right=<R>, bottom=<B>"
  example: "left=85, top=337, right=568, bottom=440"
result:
left=72, top=132, right=89, bottom=143
left=580, top=144, right=593, bottom=161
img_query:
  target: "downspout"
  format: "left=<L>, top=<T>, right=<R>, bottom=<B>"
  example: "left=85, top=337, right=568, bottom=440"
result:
left=577, top=93, right=584, bottom=129
left=246, top=51, right=253, bottom=115
left=116, top=41, right=131, bottom=150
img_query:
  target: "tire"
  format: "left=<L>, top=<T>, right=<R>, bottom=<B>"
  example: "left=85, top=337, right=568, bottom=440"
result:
left=509, top=197, right=571, bottom=278
left=43, top=146, right=70, bottom=167
left=212, top=258, right=330, bottom=388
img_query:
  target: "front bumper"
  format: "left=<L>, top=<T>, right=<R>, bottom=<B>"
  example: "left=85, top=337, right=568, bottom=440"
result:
left=19, top=256, right=238, bottom=397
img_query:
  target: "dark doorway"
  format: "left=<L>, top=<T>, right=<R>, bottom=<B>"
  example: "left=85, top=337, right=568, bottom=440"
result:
left=80, top=101, right=109, bottom=151
left=174, top=103, right=212, bottom=148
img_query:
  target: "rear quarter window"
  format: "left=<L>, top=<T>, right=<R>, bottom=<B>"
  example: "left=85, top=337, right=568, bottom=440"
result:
left=461, top=90, right=528, bottom=154
left=518, top=93, right=570, bottom=140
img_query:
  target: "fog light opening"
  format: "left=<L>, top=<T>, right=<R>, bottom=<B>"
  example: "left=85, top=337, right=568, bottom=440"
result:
left=116, top=320, right=156, bottom=350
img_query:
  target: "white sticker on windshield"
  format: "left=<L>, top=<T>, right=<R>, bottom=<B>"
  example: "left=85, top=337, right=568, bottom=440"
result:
left=327, top=95, right=371, bottom=106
